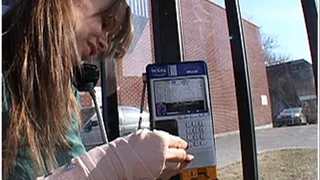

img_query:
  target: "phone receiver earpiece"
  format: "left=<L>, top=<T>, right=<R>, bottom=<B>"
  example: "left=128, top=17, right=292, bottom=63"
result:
left=74, top=63, right=100, bottom=92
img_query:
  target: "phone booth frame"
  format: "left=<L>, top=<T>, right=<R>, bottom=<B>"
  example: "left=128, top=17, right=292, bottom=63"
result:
left=99, top=0, right=318, bottom=179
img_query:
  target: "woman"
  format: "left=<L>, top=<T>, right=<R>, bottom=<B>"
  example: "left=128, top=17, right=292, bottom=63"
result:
left=2, top=0, right=194, bottom=179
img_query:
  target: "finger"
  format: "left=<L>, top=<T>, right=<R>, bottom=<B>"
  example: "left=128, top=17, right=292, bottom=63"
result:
left=184, top=154, right=195, bottom=162
left=168, top=135, right=188, bottom=149
left=166, top=148, right=187, bottom=162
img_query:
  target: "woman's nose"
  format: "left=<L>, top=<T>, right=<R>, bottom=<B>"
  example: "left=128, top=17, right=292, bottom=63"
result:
left=97, top=35, right=109, bottom=52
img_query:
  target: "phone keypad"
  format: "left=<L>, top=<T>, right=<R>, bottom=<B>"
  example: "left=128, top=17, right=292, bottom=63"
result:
left=181, top=115, right=214, bottom=149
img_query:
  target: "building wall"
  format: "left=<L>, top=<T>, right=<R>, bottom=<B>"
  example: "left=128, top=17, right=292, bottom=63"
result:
left=80, top=0, right=272, bottom=134
left=243, top=14, right=273, bottom=127
left=179, top=1, right=238, bottom=133
left=117, top=21, right=153, bottom=108
left=179, top=1, right=272, bottom=133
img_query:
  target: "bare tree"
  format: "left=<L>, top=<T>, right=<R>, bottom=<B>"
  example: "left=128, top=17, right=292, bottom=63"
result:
left=261, top=33, right=291, bottom=66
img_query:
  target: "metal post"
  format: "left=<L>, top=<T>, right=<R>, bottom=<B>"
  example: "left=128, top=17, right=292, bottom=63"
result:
left=101, top=59, right=120, bottom=141
left=89, top=89, right=109, bottom=144
left=138, top=73, right=147, bottom=129
left=301, top=0, right=318, bottom=95
left=151, top=0, right=182, bottom=64
left=224, top=0, right=259, bottom=179
left=150, top=0, right=182, bottom=179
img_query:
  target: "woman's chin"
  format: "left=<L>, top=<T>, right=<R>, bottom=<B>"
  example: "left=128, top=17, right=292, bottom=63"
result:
left=81, top=53, right=90, bottom=60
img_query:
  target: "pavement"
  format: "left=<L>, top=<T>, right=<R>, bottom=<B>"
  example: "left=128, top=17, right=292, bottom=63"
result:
left=215, top=124, right=318, bottom=168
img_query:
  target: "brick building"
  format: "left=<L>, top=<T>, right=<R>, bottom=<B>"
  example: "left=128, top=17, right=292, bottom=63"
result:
left=80, top=0, right=272, bottom=134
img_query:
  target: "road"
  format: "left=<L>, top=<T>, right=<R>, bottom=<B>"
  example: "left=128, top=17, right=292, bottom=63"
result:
left=215, top=124, right=318, bottom=167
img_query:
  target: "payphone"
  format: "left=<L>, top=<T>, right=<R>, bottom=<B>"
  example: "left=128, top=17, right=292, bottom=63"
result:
left=146, top=61, right=218, bottom=180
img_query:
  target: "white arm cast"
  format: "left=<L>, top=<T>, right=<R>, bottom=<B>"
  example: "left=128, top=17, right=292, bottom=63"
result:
left=37, top=130, right=170, bottom=180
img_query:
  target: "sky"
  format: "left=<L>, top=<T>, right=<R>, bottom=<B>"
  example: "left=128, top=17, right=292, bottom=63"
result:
left=211, top=0, right=315, bottom=63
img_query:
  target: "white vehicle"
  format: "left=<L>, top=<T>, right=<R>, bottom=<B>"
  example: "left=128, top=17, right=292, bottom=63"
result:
left=80, top=105, right=150, bottom=149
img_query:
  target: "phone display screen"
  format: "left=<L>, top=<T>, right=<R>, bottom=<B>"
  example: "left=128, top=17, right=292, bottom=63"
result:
left=154, top=78, right=207, bottom=116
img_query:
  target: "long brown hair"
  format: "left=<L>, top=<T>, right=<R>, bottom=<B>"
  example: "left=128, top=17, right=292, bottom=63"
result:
left=2, top=0, right=133, bottom=178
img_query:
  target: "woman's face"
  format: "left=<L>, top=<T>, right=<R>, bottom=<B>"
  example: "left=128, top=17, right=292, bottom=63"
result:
left=72, top=0, right=112, bottom=59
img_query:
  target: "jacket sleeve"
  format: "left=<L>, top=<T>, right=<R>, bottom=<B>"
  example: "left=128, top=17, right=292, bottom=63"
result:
left=37, top=129, right=169, bottom=180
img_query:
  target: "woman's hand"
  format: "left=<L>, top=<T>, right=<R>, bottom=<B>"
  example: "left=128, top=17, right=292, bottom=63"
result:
left=153, top=130, right=194, bottom=180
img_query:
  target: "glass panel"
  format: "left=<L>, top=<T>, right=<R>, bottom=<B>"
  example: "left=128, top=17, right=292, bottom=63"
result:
left=116, top=0, right=152, bottom=135
left=180, top=0, right=318, bottom=179
left=78, top=1, right=317, bottom=178
left=232, top=0, right=317, bottom=179
left=178, top=0, right=243, bottom=175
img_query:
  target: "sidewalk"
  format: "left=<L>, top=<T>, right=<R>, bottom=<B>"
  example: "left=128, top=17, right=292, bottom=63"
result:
left=215, top=124, right=318, bottom=167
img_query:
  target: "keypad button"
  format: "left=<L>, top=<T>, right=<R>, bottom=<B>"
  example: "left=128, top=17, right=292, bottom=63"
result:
left=200, top=134, right=206, bottom=139
left=191, top=121, right=197, bottom=127
left=185, top=121, right=192, bottom=127
left=193, top=134, right=200, bottom=140
left=186, top=128, right=192, bottom=134
left=200, top=140, right=207, bottom=146
left=188, top=142, right=193, bottom=148
left=194, top=141, right=200, bottom=147
left=199, top=127, right=205, bottom=133
left=198, top=121, right=204, bottom=126
left=187, top=135, right=193, bottom=140
left=192, top=128, right=198, bottom=133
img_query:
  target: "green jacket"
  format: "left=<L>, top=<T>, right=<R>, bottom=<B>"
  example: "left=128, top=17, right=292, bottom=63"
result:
left=2, top=76, right=87, bottom=180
